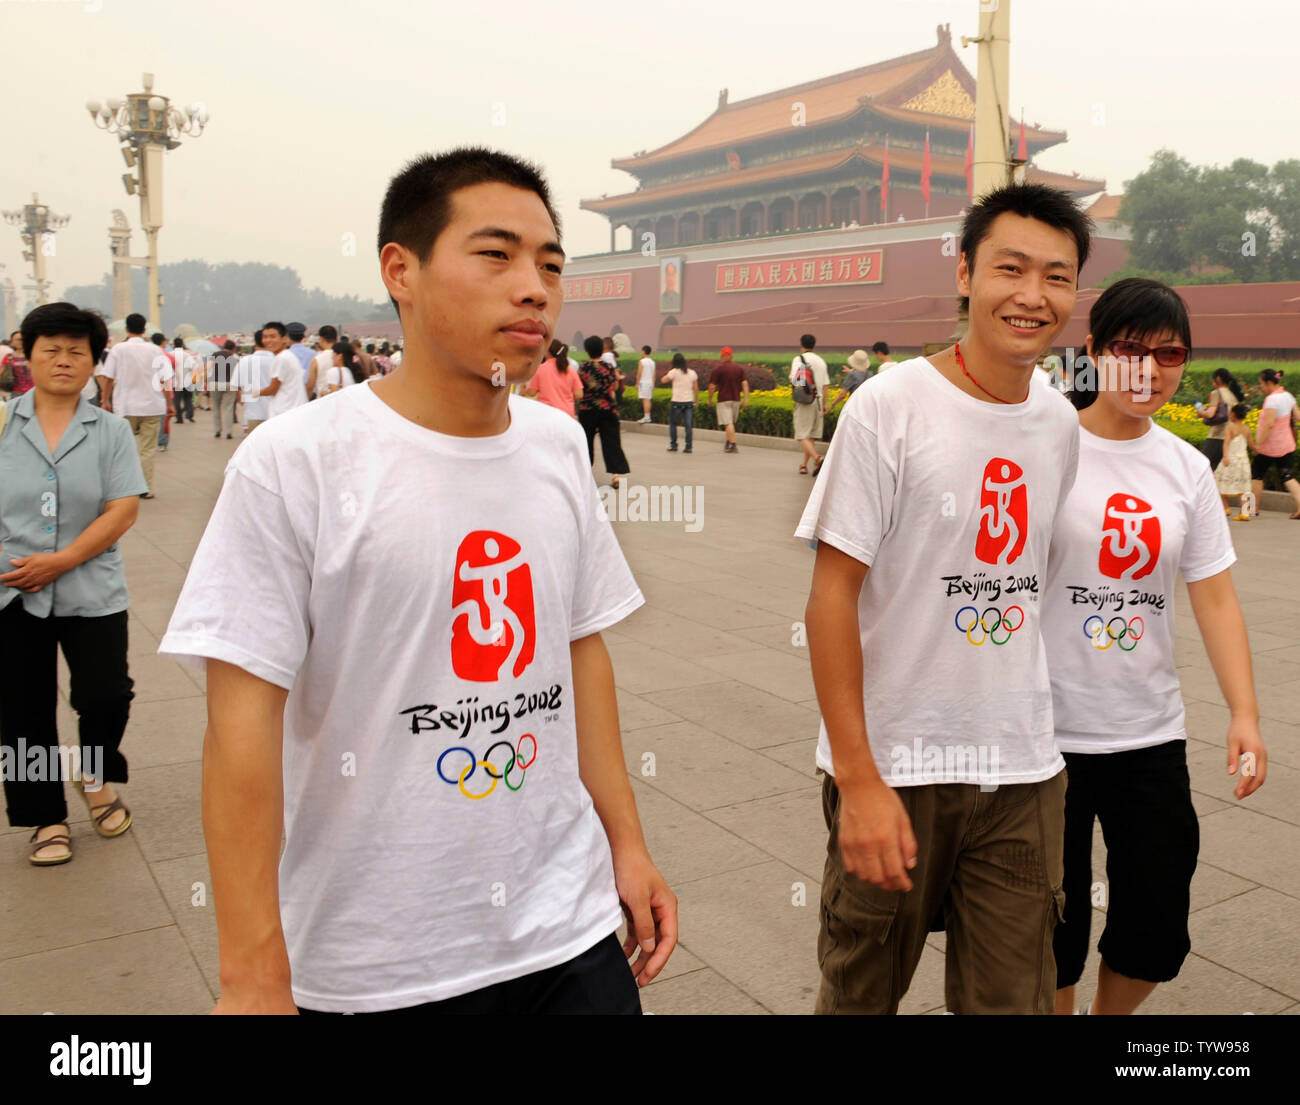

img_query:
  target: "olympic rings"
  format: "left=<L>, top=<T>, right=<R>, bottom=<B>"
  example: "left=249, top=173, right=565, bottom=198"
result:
left=954, top=605, right=1024, bottom=647
left=438, top=735, right=539, bottom=798
left=481, top=740, right=517, bottom=779
left=458, top=760, right=498, bottom=800
left=1084, top=615, right=1145, bottom=651
left=437, top=746, right=476, bottom=786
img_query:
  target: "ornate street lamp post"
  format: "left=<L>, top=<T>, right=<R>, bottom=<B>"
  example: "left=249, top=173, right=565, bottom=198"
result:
left=2, top=193, right=71, bottom=307
left=86, top=72, right=209, bottom=331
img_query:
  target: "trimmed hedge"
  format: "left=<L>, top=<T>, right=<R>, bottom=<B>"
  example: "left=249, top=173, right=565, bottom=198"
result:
left=618, top=387, right=839, bottom=441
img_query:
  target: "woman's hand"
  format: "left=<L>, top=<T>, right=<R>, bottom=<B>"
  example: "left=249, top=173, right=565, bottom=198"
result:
left=0, top=549, right=71, bottom=593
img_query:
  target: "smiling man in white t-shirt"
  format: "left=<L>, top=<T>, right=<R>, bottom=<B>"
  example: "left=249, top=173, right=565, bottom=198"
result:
left=160, top=147, right=676, bottom=1014
left=797, top=183, right=1094, bottom=1014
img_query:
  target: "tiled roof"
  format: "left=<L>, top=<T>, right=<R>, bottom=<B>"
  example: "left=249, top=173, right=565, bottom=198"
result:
left=580, top=146, right=1104, bottom=215
left=612, top=31, right=1062, bottom=171
left=1086, top=192, right=1124, bottom=220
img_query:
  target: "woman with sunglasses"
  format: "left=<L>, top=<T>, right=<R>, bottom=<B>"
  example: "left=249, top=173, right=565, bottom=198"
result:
left=1045, top=278, right=1267, bottom=1015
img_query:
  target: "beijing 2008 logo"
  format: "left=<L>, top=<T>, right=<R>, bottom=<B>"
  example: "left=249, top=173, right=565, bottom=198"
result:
left=954, top=604, right=1024, bottom=646
left=1098, top=493, right=1161, bottom=580
left=437, top=734, right=538, bottom=800
left=1083, top=615, right=1144, bottom=651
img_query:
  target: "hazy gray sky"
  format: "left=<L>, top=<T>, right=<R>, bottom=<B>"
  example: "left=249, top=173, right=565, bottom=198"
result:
left=2, top=0, right=1295, bottom=312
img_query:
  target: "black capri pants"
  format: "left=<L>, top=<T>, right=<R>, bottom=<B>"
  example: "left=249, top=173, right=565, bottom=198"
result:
left=1054, top=739, right=1199, bottom=988
left=0, top=601, right=134, bottom=827
left=577, top=408, right=630, bottom=476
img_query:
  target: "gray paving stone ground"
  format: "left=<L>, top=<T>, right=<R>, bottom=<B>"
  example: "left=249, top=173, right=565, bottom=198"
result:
left=2, top=410, right=1297, bottom=1014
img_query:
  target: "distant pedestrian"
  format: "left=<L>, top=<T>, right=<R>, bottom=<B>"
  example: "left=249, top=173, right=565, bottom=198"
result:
left=286, top=323, right=315, bottom=392
left=872, top=341, right=895, bottom=372
left=1250, top=368, right=1300, bottom=518
left=323, top=341, right=358, bottom=394
left=171, top=337, right=199, bottom=424
left=259, top=321, right=310, bottom=420
left=209, top=339, right=239, bottom=438
left=829, top=349, right=871, bottom=412
left=1216, top=404, right=1253, bottom=519
left=236, top=329, right=274, bottom=434
left=1, top=329, right=33, bottom=396
left=95, top=313, right=171, bottom=498
left=791, top=333, right=830, bottom=474
left=351, top=337, right=376, bottom=379
left=659, top=353, right=698, bottom=454
left=307, top=324, right=339, bottom=399
left=636, top=345, right=655, bottom=423
left=525, top=340, right=583, bottom=417
left=1198, top=369, right=1243, bottom=471
left=708, top=346, right=748, bottom=453
left=577, top=334, right=630, bottom=488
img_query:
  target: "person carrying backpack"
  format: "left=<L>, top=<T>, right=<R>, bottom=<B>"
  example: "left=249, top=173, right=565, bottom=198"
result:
left=791, top=333, right=829, bottom=474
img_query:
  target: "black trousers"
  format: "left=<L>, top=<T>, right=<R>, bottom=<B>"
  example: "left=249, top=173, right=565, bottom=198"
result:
left=297, top=932, right=641, bottom=1015
left=173, top=389, right=194, bottom=422
left=578, top=409, right=630, bottom=476
left=0, top=601, right=133, bottom=827
left=1201, top=437, right=1224, bottom=471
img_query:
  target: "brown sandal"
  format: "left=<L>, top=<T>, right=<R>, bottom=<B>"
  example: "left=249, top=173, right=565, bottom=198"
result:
left=76, top=780, right=133, bottom=838
left=29, top=825, right=73, bottom=866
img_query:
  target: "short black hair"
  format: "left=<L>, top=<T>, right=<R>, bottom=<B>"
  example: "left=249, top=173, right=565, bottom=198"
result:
left=800, top=333, right=816, bottom=350
left=1231, top=403, right=1249, bottom=420
left=21, top=302, right=109, bottom=365
left=319, top=324, right=338, bottom=342
left=263, top=321, right=287, bottom=337
left=872, top=341, right=890, bottom=355
left=583, top=335, right=604, bottom=360
left=253, top=328, right=265, bottom=347
left=125, top=313, right=146, bottom=334
left=222, top=339, right=237, bottom=351
left=366, top=343, right=375, bottom=354
left=173, top=336, right=186, bottom=349
left=642, top=345, right=652, bottom=354
left=1070, top=277, right=1191, bottom=410
left=150, top=332, right=166, bottom=345
left=959, top=183, right=1094, bottom=313
left=378, top=146, right=561, bottom=317
left=671, top=352, right=687, bottom=368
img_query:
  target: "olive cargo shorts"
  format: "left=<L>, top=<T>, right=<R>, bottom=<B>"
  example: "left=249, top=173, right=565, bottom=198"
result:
left=816, top=769, right=1067, bottom=1014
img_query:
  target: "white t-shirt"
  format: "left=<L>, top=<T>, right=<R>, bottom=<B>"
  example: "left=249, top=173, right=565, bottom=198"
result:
left=266, top=350, right=308, bottom=418
left=158, top=385, right=643, bottom=1011
left=324, top=365, right=356, bottom=392
left=794, top=356, right=1079, bottom=786
left=664, top=367, right=698, bottom=403
left=637, top=357, right=655, bottom=389
left=792, top=352, right=830, bottom=409
left=312, top=350, right=335, bottom=397
left=1043, top=423, right=1235, bottom=753
left=391, top=349, right=403, bottom=366
left=99, top=336, right=171, bottom=416
left=237, top=350, right=273, bottom=421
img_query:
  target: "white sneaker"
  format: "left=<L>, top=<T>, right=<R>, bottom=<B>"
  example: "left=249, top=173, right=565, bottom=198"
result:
left=639, top=416, right=651, bottom=423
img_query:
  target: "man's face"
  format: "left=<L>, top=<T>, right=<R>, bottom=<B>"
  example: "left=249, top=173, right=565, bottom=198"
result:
left=28, top=333, right=95, bottom=395
left=262, top=329, right=286, bottom=353
left=957, top=213, right=1078, bottom=367
left=386, top=181, right=563, bottom=385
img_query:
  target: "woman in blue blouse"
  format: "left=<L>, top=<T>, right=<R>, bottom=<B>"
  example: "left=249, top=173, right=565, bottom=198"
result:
left=0, top=303, right=148, bottom=866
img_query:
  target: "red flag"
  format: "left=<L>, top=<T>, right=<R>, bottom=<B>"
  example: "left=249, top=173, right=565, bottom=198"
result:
left=1016, top=111, right=1027, bottom=162
left=880, top=138, right=890, bottom=219
left=921, top=130, right=932, bottom=206
left=964, top=125, right=974, bottom=198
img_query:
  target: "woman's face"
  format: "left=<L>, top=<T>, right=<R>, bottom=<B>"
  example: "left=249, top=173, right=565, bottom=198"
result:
left=1259, top=376, right=1277, bottom=395
left=333, top=351, right=343, bottom=367
left=28, top=332, right=96, bottom=398
left=1085, top=328, right=1186, bottom=421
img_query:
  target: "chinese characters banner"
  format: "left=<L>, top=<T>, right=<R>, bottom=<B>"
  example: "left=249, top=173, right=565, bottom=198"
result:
left=563, top=273, right=633, bottom=301
left=714, top=249, right=884, bottom=293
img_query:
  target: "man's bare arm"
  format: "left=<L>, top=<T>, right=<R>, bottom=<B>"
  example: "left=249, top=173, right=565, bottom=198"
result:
left=204, top=658, right=298, bottom=1013
left=571, top=632, right=677, bottom=985
left=806, top=541, right=917, bottom=891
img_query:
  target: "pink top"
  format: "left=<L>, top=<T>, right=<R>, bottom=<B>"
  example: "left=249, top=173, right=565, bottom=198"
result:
left=528, top=358, right=583, bottom=418
left=1260, top=390, right=1297, bottom=456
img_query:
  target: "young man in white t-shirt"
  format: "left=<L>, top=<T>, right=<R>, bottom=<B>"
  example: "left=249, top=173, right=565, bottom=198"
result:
left=636, top=344, right=655, bottom=423
left=305, top=324, right=340, bottom=399
left=791, top=334, right=830, bottom=474
left=255, top=321, right=309, bottom=420
left=797, top=183, right=1093, bottom=1014
left=160, top=148, right=676, bottom=1014
left=236, top=330, right=274, bottom=433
